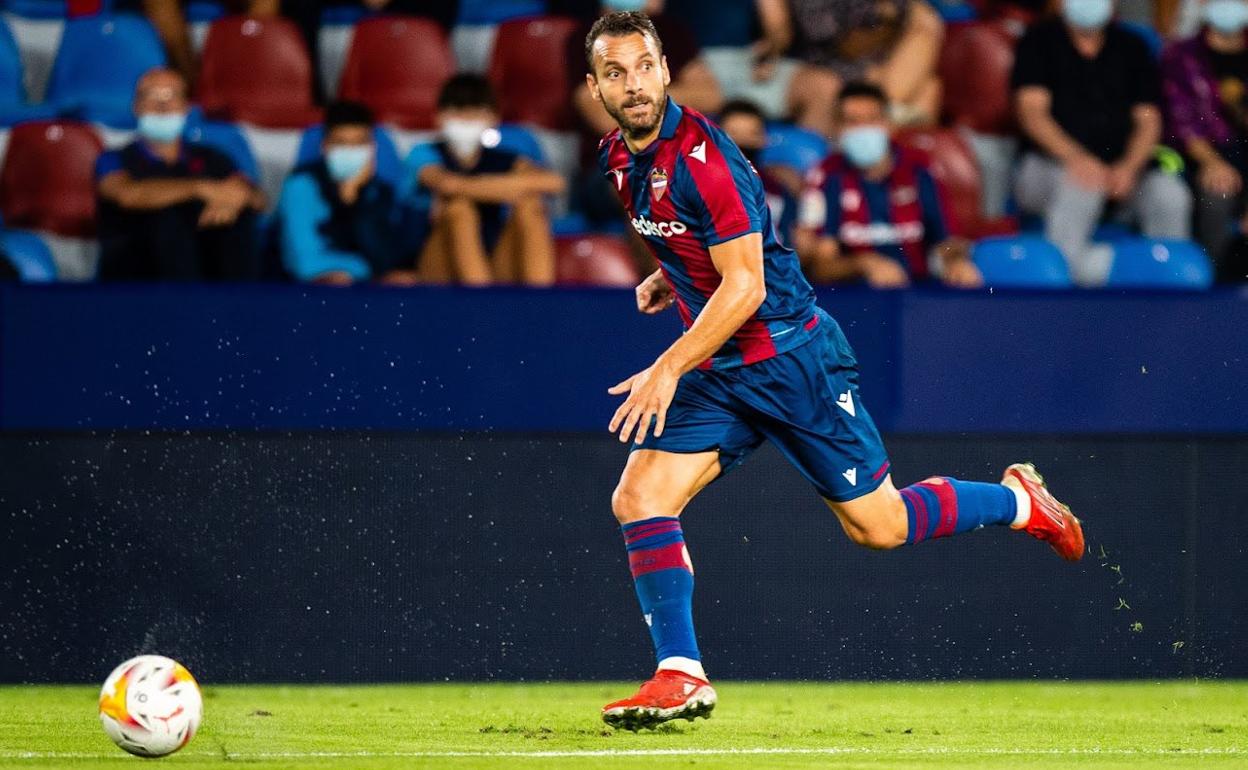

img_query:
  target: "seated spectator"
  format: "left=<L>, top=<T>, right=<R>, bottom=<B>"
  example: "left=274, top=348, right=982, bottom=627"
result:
left=278, top=101, right=412, bottom=285
left=666, top=0, right=839, bottom=135
left=789, top=0, right=944, bottom=126
left=568, top=0, right=723, bottom=227
left=717, top=99, right=800, bottom=246
left=1012, top=1, right=1192, bottom=285
left=796, top=82, right=981, bottom=288
left=400, top=75, right=565, bottom=286
left=96, top=68, right=265, bottom=281
left=1162, top=0, right=1248, bottom=278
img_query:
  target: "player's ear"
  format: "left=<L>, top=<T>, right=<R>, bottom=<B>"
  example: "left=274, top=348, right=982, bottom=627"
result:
left=586, top=72, right=601, bottom=103
left=661, top=55, right=671, bottom=88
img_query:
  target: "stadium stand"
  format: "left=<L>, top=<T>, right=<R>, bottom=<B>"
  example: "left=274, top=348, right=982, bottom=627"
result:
left=897, top=126, right=1017, bottom=239
left=972, top=235, right=1072, bottom=288
left=488, top=16, right=578, bottom=130
left=338, top=16, right=455, bottom=131
left=197, top=15, right=321, bottom=128
left=0, top=119, right=99, bottom=237
left=0, top=225, right=56, bottom=280
left=1105, top=238, right=1214, bottom=289
left=44, top=13, right=165, bottom=128
left=554, top=233, right=639, bottom=287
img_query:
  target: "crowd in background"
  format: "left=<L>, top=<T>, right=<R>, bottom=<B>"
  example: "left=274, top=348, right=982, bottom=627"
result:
left=0, top=0, right=1246, bottom=288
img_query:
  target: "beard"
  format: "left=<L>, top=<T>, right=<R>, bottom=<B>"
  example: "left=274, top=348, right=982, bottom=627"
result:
left=605, top=91, right=666, bottom=140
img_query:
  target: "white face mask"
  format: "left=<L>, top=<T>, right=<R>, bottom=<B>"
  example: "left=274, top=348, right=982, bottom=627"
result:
left=442, top=119, right=490, bottom=160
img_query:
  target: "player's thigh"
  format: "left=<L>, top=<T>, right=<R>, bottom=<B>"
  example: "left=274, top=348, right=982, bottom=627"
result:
left=611, top=449, right=722, bottom=524
left=822, top=474, right=908, bottom=549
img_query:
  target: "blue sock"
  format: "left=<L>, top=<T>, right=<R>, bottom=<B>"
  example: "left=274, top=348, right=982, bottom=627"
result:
left=900, top=477, right=1017, bottom=545
left=621, top=517, right=699, bottom=664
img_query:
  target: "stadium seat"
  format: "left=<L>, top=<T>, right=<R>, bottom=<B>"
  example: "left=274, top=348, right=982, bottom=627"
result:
left=3, top=0, right=65, bottom=19
left=929, top=0, right=978, bottom=22
left=898, top=127, right=1017, bottom=238
left=0, top=14, right=55, bottom=125
left=0, top=120, right=101, bottom=237
left=488, top=122, right=546, bottom=163
left=939, top=20, right=1018, bottom=135
left=761, top=123, right=828, bottom=174
left=972, top=235, right=1071, bottom=288
left=338, top=16, right=454, bottom=131
left=488, top=16, right=579, bottom=129
left=198, top=16, right=322, bottom=128
left=1105, top=238, right=1213, bottom=289
left=294, top=123, right=402, bottom=186
left=44, top=13, right=166, bottom=128
left=457, top=0, right=545, bottom=25
left=1121, top=20, right=1163, bottom=58
left=183, top=110, right=259, bottom=182
left=0, top=227, right=55, bottom=280
left=555, top=234, right=640, bottom=287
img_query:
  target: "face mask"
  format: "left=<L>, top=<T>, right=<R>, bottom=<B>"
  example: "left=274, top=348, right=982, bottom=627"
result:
left=442, top=119, right=490, bottom=160
left=1205, top=0, right=1248, bottom=33
left=325, top=145, right=373, bottom=182
left=1063, top=0, right=1113, bottom=30
left=840, top=125, right=890, bottom=169
left=604, top=0, right=647, bottom=10
left=137, top=112, right=187, bottom=144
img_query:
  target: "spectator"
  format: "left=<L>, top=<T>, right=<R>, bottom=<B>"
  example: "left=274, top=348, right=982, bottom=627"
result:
left=717, top=99, right=800, bottom=246
left=666, top=0, right=840, bottom=135
left=96, top=67, right=264, bottom=281
left=277, top=101, right=413, bottom=285
left=567, top=0, right=722, bottom=227
left=789, top=0, right=945, bottom=126
left=400, top=74, right=565, bottom=286
left=796, top=82, right=981, bottom=288
left=1162, top=0, right=1248, bottom=277
left=1012, top=0, right=1192, bottom=285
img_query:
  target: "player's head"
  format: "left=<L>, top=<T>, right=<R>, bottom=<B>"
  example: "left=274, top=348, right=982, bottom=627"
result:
left=321, top=100, right=375, bottom=182
left=584, top=11, right=670, bottom=141
left=718, top=100, right=767, bottom=166
left=134, top=67, right=189, bottom=145
left=436, top=73, right=500, bottom=160
left=836, top=82, right=892, bottom=170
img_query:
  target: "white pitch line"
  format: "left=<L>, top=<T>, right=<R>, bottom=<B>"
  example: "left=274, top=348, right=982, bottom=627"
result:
left=2, top=747, right=1244, bottom=760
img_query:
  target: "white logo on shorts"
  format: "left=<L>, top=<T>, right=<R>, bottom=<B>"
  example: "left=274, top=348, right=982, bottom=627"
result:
left=842, top=468, right=858, bottom=485
left=836, top=390, right=856, bottom=417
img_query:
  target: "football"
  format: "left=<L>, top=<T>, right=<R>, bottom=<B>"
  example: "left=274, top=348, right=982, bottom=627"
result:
left=98, top=655, right=202, bottom=758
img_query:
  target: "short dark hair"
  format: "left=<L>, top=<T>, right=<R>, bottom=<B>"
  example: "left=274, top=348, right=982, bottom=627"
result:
left=437, top=73, right=497, bottom=111
left=324, top=100, right=374, bottom=131
left=838, top=81, right=888, bottom=109
left=585, top=11, right=663, bottom=71
left=718, top=99, right=766, bottom=124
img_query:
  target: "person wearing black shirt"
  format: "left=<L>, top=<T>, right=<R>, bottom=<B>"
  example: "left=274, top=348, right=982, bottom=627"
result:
left=1011, top=2, right=1192, bottom=285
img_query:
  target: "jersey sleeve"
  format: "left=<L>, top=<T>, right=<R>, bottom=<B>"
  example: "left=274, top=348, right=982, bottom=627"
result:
left=677, top=129, right=762, bottom=246
left=396, top=142, right=442, bottom=211
left=94, top=150, right=123, bottom=180
left=797, top=165, right=841, bottom=238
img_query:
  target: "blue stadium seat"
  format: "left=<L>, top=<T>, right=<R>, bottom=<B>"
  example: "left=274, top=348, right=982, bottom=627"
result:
left=44, top=14, right=166, bottom=128
left=972, top=235, right=1072, bottom=288
left=457, top=0, right=545, bottom=25
left=294, top=124, right=402, bottom=186
left=319, top=3, right=370, bottom=25
left=1105, top=238, right=1213, bottom=289
left=761, top=123, right=828, bottom=173
left=0, top=14, right=55, bottom=125
left=184, top=0, right=225, bottom=23
left=3, top=0, right=65, bottom=19
left=929, top=0, right=978, bottom=22
left=0, top=228, right=56, bottom=281
left=183, top=112, right=259, bottom=182
left=1121, top=20, right=1162, bottom=58
left=487, top=123, right=545, bottom=164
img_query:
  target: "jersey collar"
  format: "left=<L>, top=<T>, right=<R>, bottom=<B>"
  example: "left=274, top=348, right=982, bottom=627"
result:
left=658, top=96, right=682, bottom=140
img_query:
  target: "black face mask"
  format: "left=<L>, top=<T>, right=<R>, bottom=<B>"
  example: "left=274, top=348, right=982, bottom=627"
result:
left=740, top=145, right=763, bottom=167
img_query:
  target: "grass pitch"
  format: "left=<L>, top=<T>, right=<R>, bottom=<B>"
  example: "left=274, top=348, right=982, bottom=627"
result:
left=1, top=682, right=1244, bottom=769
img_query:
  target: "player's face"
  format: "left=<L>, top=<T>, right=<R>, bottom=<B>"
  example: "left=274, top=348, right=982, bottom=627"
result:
left=587, top=32, right=671, bottom=141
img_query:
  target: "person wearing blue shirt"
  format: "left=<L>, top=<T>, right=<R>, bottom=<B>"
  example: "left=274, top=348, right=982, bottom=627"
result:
left=96, top=68, right=266, bottom=281
left=277, top=101, right=412, bottom=285
left=399, top=74, right=566, bottom=286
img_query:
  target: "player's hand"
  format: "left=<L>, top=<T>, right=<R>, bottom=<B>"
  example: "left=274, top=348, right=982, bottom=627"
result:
left=608, top=360, right=680, bottom=445
left=635, top=269, right=675, bottom=314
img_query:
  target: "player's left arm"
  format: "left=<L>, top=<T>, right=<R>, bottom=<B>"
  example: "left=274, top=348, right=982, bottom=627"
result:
left=608, top=232, right=766, bottom=444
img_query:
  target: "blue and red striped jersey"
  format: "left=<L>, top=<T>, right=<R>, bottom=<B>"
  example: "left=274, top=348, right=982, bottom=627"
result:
left=597, top=98, right=818, bottom=369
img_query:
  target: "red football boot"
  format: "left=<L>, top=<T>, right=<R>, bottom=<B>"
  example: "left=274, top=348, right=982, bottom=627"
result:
left=601, top=669, right=717, bottom=731
left=1004, top=462, right=1085, bottom=562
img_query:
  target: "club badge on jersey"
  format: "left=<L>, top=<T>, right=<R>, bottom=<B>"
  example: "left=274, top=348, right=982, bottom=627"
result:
left=650, top=167, right=668, bottom=201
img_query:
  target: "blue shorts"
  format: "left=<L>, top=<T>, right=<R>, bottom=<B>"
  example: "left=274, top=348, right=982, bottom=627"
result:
left=635, top=309, right=891, bottom=502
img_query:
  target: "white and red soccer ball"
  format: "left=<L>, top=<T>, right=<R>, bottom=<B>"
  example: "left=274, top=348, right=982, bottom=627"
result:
left=98, top=655, right=203, bottom=757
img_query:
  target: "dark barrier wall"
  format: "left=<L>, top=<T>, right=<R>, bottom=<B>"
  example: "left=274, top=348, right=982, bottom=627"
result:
left=3, top=432, right=1244, bottom=683
left=3, top=285, right=1247, bottom=433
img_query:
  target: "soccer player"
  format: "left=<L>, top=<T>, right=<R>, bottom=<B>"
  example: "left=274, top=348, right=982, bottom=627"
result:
left=586, top=12, right=1085, bottom=731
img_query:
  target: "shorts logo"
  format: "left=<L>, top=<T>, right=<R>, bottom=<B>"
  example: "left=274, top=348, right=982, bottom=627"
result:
left=836, top=390, right=856, bottom=417
left=632, top=216, right=688, bottom=238
left=650, top=167, right=669, bottom=201
left=842, top=468, right=858, bottom=485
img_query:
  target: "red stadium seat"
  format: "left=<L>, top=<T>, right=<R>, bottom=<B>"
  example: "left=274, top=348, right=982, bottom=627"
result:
left=0, top=120, right=102, bottom=237
left=898, top=127, right=1016, bottom=238
left=555, top=234, right=641, bottom=287
left=488, top=16, right=579, bottom=129
left=939, top=20, right=1020, bottom=135
left=338, top=16, right=455, bottom=130
left=197, top=16, right=322, bottom=128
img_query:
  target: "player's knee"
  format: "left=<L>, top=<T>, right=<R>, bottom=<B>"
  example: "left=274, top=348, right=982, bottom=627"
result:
left=848, top=524, right=906, bottom=550
left=842, top=499, right=908, bottom=550
left=611, top=483, right=668, bottom=525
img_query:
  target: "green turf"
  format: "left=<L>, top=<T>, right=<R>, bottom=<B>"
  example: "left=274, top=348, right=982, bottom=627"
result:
left=1, top=682, right=1244, bottom=769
